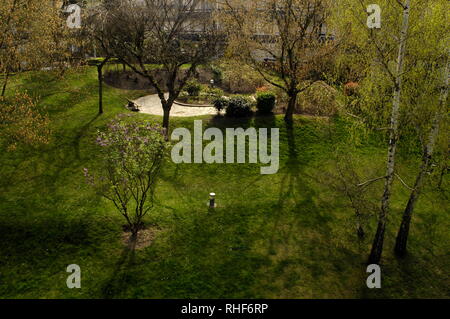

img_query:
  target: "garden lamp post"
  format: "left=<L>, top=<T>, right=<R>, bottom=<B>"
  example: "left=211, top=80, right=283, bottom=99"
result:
left=209, top=193, right=216, bottom=208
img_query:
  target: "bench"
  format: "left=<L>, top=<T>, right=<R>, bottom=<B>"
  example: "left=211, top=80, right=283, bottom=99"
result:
left=126, top=99, right=140, bottom=112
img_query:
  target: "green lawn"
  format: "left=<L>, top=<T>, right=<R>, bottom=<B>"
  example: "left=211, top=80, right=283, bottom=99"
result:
left=0, top=67, right=448, bottom=298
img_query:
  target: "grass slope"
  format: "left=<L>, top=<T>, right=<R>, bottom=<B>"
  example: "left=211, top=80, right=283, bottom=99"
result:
left=0, top=67, right=448, bottom=298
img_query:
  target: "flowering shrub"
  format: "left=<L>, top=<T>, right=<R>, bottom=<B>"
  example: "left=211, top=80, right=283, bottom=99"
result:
left=256, top=86, right=270, bottom=93
left=84, top=114, right=169, bottom=239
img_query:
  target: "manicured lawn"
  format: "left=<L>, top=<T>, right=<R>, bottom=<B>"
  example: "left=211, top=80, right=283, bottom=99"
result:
left=0, top=67, right=448, bottom=298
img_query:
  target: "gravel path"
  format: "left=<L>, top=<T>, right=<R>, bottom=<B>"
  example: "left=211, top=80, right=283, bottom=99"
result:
left=133, top=94, right=219, bottom=117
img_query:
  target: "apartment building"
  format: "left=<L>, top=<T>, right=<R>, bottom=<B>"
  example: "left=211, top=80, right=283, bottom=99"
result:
left=55, top=1, right=330, bottom=61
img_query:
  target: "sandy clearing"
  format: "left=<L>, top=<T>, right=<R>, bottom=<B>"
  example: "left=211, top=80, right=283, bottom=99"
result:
left=133, top=94, right=220, bottom=117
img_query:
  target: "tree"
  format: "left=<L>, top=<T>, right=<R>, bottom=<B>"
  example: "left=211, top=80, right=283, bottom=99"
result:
left=394, top=2, right=449, bottom=256
left=84, top=115, right=169, bottom=242
left=0, top=1, right=69, bottom=96
left=334, top=0, right=447, bottom=263
left=0, top=92, right=50, bottom=151
left=367, top=0, right=411, bottom=265
left=394, top=60, right=448, bottom=256
left=335, top=0, right=412, bottom=264
left=325, top=149, right=379, bottom=239
left=220, top=0, right=336, bottom=123
left=90, top=0, right=222, bottom=133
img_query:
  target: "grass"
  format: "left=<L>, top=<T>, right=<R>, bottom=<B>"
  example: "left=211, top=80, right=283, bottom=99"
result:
left=0, top=66, right=448, bottom=299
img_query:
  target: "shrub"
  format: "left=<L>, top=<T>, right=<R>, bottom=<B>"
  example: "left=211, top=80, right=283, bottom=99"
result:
left=0, top=92, right=50, bottom=151
left=211, top=65, right=223, bottom=84
left=256, top=92, right=276, bottom=114
left=221, top=61, right=265, bottom=94
left=226, top=96, right=253, bottom=117
left=204, top=87, right=224, bottom=99
left=84, top=115, right=169, bottom=237
left=184, top=79, right=202, bottom=96
left=272, top=86, right=289, bottom=106
left=300, top=81, right=341, bottom=116
left=178, top=91, right=189, bottom=99
left=213, top=97, right=229, bottom=113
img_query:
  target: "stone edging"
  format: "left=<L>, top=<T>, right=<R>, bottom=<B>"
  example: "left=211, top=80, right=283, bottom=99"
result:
left=173, top=100, right=214, bottom=108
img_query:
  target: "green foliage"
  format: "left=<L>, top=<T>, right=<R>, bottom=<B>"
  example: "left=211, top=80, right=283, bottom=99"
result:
left=203, top=86, right=224, bottom=99
left=220, top=60, right=265, bottom=94
left=212, top=96, right=229, bottom=112
left=300, top=81, right=342, bottom=117
left=333, top=0, right=449, bottom=153
left=184, top=79, right=202, bottom=97
left=211, top=64, right=223, bottom=84
left=226, top=95, right=253, bottom=117
left=256, top=92, right=276, bottom=114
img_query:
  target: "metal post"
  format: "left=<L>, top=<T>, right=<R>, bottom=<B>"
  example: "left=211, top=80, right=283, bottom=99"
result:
left=209, top=193, right=216, bottom=208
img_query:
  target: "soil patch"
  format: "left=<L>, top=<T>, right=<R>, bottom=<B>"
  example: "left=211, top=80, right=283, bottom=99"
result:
left=121, top=225, right=161, bottom=250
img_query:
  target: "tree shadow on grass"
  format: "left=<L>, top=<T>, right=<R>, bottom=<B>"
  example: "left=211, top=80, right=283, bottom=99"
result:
left=258, top=120, right=361, bottom=297
left=157, top=116, right=346, bottom=297
left=17, top=70, right=98, bottom=118
left=73, top=113, right=101, bottom=160
left=0, top=215, right=103, bottom=297
left=268, top=121, right=333, bottom=249
left=0, top=93, right=114, bottom=296
left=208, top=114, right=253, bottom=130
left=0, top=217, right=92, bottom=259
left=101, top=236, right=137, bottom=299
left=145, top=202, right=271, bottom=298
left=0, top=87, right=107, bottom=197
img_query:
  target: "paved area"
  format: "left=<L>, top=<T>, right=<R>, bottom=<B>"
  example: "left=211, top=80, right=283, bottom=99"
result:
left=134, top=94, right=219, bottom=117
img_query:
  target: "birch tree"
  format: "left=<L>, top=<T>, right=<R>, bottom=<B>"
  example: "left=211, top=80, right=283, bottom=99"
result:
left=367, top=0, right=411, bottom=264
left=334, top=0, right=448, bottom=263
left=394, top=1, right=449, bottom=256
left=333, top=0, right=413, bottom=264
left=394, top=59, right=448, bottom=256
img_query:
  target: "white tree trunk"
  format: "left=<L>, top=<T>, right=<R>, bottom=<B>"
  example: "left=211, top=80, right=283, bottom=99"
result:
left=368, top=0, right=411, bottom=264
left=395, top=52, right=449, bottom=256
